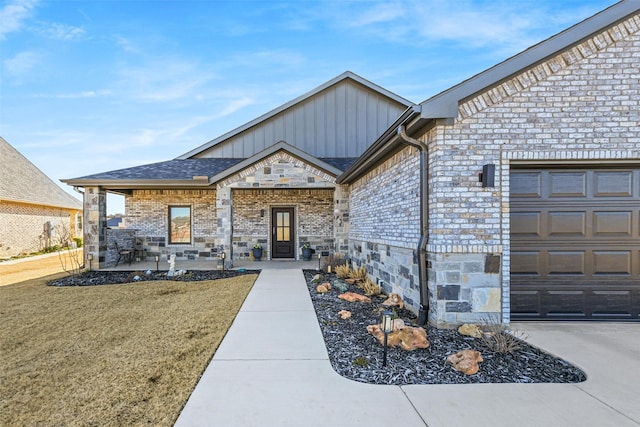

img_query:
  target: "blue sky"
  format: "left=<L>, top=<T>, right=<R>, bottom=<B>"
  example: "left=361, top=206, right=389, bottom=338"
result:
left=1, top=0, right=617, bottom=213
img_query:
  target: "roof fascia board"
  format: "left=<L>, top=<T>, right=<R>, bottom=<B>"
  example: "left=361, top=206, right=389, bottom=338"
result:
left=208, top=141, right=342, bottom=184
left=420, top=1, right=640, bottom=119
left=177, top=71, right=415, bottom=159
left=0, top=198, right=81, bottom=211
left=60, top=179, right=214, bottom=188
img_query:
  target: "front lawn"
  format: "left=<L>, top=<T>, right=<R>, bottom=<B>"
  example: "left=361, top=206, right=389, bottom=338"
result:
left=0, top=273, right=257, bottom=426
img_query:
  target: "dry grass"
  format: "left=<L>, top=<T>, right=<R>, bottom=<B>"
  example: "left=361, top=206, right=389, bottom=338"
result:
left=0, top=273, right=257, bottom=427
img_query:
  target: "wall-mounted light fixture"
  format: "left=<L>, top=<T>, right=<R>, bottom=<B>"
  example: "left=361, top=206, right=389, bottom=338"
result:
left=260, top=209, right=265, bottom=217
left=479, top=164, right=496, bottom=188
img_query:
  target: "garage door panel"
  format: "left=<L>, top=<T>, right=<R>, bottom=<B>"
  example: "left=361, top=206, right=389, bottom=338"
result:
left=594, top=171, right=633, bottom=196
left=511, top=212, right=541, bottom=237
left=593, top=251, right=632, bottom=275
left=593, top=211, right=632, bottom=236
left=549, top=212, right=586, bottom=237
left=511, top=167, right=640, bottom=321
left=511, top=251, right=541, bottom=275
left=548, top=251, right=585, bottom=275
left=511, top=172, right=542, bottom=197
left=591, top=291, right=634, bottom=316
left=549, top=171, right=586, bottom=197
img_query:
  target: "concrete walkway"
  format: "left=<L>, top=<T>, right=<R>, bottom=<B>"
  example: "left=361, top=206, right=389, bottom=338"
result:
left=175, top=266, right=640, bottom=427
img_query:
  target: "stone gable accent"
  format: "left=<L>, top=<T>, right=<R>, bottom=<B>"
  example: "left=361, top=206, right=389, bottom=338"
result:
left=221, top=152, right=336, bottom=189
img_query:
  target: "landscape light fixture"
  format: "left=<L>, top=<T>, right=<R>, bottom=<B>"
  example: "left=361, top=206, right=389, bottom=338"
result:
left=155, top=255, right=159, bottom=272
left=87, top=253, right=94, bottom=270
left=381, top=310, right=393, bottom=367
left=219, top=251, right=226, bottom=272
left=318, top=252, right=322, bottom=271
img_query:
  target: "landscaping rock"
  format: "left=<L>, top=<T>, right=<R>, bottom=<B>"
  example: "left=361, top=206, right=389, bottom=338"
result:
left=446, top=349, right=483, bottom=375
left=382, top=293, right=404, bottom=309
left=338, top=292, right=371, bottom=303
left=458, top=323, right=483, bottom=338
left=338, top=310, right=352, bottom=319
left=316, top=282, right=331, bottom=293
left=366, top=323, right=429, bottom=351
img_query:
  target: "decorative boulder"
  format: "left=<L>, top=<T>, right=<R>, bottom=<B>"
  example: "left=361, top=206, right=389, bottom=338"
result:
left=397, top=327, right=430, bottom=351
left=338, top=292, right=371, bottom=303
left=338, top=310, right=352, bottom=319
left=316, top=282, right=332, bottom=293
left=382, top=293, right=404, bottom=309
left=458, top=323, right=483, bottom=338
left=366, top=322, right=429, bottom=351
left=446, top=350, right=483, bottom=375
left=312, top=274, right=323, bottom=284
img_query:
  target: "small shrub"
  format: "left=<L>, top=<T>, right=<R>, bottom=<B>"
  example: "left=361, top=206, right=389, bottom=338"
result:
left=335, top=263, right=351, bottom=279
left=350, top=265, right=368, bottom=281
left=353, top=356, right=369, bottom=367
left=479, top=317, right=527, bottom=354
left=361, top=278, right=381, bottom=296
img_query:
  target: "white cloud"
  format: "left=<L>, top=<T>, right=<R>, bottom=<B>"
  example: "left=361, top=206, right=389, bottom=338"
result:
left=30, top=89, right=112, bottom=99
left=3, top=50, right=40, bottom=76
left=116, top=59, right=216, bottom=102
left=38, top=22, right=85, bottom=40
left=0, top=0, right=38, bottom=40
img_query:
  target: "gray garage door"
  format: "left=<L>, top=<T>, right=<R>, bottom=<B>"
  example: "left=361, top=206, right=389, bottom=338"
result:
left=510, top=166, right=640, bottom=320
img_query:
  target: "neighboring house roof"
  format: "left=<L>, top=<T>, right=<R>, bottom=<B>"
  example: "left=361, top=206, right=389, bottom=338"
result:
left=106, top=217, right=123, bottom=227
left=0, top=136, right=82, bottom=210
left=339, top=0, right=640, bottom=184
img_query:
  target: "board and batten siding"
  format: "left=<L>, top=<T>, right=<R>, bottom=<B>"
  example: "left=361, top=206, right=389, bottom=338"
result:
left=193, top=80, right=407, bottom=159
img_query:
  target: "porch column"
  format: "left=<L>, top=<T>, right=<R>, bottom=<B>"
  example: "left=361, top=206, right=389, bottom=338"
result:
left=216, top=185, right=233, bottom=268
left=83, top=186, right=107, bottom=269
left=333, top=184, right=350, bottom=254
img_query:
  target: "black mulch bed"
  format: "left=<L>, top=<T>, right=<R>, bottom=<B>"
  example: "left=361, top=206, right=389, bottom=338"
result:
left=47, top=269, right=261, bottom=287
left=303, top=270, right=587, bottom=385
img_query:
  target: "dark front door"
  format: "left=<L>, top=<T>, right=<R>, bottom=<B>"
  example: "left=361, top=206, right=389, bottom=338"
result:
left=271, top=207, right=295, bottom=258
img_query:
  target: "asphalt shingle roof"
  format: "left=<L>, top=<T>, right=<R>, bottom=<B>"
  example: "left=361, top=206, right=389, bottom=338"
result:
left=69, top=157, right=357, bottom=182
left=0, top=137, right=82, bottom=210
left=71, top=158, right=246, bottom=181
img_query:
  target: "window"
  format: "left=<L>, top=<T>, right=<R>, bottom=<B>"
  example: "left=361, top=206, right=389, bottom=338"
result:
left=168, top=206, right=191, bottom=244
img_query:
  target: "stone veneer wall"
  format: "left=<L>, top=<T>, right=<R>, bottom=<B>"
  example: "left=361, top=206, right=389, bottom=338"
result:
left=348, top=146, right=422, bottom=315
left=124, top=189, right=218, bottom=262
left=232, top=188, right=334, bottom=260
left=105, top=228, right=136, bottom=267
left=422, top=13, right=640, bottom=327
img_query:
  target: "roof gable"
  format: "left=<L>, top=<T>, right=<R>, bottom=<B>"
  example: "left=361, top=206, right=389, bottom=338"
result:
left=0, top=137, right=82, bottom=210
left=419, top=1, right=639, bottom=119
left=179, top=71, right=414, bottom=160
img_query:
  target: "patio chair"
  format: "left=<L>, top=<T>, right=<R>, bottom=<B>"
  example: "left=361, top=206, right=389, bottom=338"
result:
left=133, top=238, right=146, bottom=262
left=114, top=241, right=133, bottom=267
